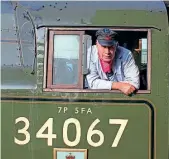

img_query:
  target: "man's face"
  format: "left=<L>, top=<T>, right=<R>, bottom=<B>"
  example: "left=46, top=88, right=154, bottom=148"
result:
left=96, top=41, right=116, bottom=62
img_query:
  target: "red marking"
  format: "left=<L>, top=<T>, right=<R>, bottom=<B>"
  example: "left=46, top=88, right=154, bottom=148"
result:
left=105, top=36, right=111, bottom=40
left=66, top=153, right=75, bottom=159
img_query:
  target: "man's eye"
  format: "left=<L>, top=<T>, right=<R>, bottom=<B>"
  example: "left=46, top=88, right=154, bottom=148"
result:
left=110, top=46, right=115, bottom=50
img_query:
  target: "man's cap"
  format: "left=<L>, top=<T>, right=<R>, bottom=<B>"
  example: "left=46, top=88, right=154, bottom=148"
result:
left=96, top=28, right=117, bottom=47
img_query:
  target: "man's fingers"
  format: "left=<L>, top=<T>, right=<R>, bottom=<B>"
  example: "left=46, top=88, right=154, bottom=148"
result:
left=131, top=85, right=136, bottom=90
left=126, top=86, right=136, bottom=95
left=129, top=86, right=136, bottom=93
left=121, top=83, right=136, bottom=95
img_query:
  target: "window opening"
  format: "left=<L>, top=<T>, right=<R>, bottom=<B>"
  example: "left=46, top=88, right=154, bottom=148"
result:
left=45, top=28, right=150, bottom=92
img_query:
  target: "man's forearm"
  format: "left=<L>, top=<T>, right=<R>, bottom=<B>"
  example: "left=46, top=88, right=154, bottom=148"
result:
left=111, top=82, right=121, bottom=90
left=89, top=78, right=112, bottom=90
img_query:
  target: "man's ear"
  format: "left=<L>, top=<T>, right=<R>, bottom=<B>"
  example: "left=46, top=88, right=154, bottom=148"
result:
left=96, top=40, right=98, bottom=45
left=96, top=40, right=100, bottom=47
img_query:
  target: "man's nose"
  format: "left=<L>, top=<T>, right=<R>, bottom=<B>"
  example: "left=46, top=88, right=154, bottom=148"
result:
left=104, top=47, right=110, bottom=53
left=105, top=52, right=110, bottom=55
left=105, top=50, right=111, bottom=55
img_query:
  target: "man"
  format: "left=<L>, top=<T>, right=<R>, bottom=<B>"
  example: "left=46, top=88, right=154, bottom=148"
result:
left=86, top=28, right=140, bottom=95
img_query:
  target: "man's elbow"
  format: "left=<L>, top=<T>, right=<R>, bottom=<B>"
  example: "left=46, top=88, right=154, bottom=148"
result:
left=132, top=80, right=140, bottom=90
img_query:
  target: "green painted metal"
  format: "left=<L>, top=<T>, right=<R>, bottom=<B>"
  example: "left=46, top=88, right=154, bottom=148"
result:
left=2, top=101, right=151, bottom=159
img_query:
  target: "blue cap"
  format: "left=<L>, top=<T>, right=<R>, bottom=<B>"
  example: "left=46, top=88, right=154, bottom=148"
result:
left=96, top=28, right=117, bottom=46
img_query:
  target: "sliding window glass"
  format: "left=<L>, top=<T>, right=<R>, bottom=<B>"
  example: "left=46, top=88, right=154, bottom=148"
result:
left=47, top=30, right=84, bottom=89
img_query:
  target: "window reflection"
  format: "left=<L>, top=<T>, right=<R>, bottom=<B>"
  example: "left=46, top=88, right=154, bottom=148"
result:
left=53, top=35, right=80, bottom=85
left=141, top=38, right=147, bottom=64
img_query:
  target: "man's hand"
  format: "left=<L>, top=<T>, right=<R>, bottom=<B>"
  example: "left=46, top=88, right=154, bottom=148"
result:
left=112, top=82, right=136, bottom=95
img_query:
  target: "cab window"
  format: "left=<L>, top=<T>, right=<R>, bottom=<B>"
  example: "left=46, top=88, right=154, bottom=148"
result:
left=44, top=28, right=151, bottom=92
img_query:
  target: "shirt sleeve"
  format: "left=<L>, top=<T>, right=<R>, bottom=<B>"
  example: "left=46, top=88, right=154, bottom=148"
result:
left=122, top=51, right=140, bottom=89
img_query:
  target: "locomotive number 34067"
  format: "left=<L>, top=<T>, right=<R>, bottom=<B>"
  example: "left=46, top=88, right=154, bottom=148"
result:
left=14, top=117, right=128, bottom=148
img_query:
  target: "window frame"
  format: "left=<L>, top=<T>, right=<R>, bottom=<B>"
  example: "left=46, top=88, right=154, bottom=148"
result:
left=44, top=27, right=151, bottom=94
left=46, top=30, right=84, bottom=89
